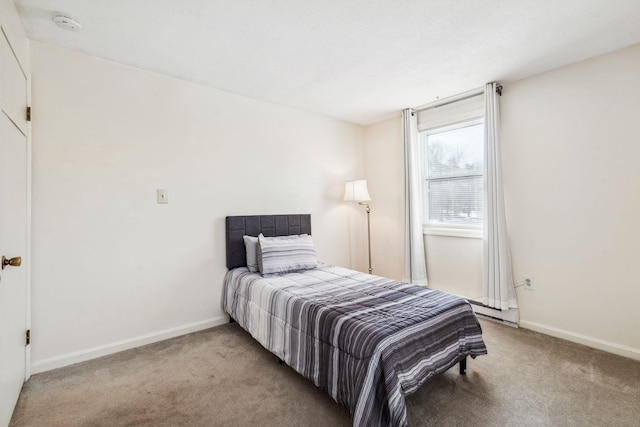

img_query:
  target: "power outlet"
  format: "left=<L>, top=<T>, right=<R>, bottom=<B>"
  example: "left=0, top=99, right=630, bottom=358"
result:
left=523, top=275, right=535, bottom=290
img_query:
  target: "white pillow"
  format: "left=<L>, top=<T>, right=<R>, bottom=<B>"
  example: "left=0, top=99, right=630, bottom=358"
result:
left=243, top=235, right=259, bottom=273
left=257, top=233, right=318, bottom=275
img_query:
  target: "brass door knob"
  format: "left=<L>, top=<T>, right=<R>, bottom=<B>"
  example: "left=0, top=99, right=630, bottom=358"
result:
left=1, top=256, right=21, bottom=270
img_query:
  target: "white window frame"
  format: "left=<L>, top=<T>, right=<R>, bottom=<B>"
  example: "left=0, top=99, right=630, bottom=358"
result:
left=421, top=117, right=484, bottom=239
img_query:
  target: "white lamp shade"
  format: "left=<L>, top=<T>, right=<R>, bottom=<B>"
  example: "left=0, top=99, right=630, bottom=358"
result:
left=343, top=180, right=371, bottom=202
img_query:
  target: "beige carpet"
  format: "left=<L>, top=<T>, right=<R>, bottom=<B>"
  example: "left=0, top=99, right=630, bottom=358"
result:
left=10, top=319, right=640, bottom=426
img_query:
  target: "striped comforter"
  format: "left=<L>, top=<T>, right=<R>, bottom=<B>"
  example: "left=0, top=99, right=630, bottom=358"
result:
left=223, top=264, right=487, bottom=427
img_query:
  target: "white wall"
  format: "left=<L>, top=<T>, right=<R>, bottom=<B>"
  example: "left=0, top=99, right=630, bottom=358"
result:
left=364, top=43, right=640, bottom=360
left=30, top=42, right=366, bottom=371
left=424, top=235, right=483, bottom=300
left=501, top=43, right=640, bottom=358
left=363, top=117, right=404, bottom=280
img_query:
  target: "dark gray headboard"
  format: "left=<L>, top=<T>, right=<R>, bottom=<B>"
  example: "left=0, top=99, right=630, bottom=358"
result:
left=225, top=214, right=312, bottom=269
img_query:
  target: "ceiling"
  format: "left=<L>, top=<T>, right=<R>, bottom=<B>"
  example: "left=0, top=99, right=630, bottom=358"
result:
left=14, top=0, right=640, bottom=125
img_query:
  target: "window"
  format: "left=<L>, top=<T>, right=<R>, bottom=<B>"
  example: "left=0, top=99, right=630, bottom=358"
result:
left=420, top=118, right=484, bottom=232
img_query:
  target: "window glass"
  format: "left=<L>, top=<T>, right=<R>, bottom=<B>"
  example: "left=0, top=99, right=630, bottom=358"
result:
left=421, top=119, right=484, bottom=227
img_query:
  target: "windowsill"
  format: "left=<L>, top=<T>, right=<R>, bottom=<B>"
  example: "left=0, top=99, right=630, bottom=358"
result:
left=423, top=226, right=482, bottom=239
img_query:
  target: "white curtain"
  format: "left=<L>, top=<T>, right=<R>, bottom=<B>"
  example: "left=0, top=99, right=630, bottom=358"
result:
left=483, top=83, right=517, bottom=309
left=402, top=109, right=428, bottom=285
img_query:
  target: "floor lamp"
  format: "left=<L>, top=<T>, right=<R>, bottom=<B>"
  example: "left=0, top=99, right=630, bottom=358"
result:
left=344, top=180, right=372, bottom=274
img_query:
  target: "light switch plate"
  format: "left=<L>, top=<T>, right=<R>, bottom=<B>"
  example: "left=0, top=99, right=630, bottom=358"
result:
left=157, top=189, right=168, bottom=204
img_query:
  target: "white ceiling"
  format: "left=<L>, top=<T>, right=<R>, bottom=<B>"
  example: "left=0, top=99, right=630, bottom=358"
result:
left=14, top=0, right=640, bottom=125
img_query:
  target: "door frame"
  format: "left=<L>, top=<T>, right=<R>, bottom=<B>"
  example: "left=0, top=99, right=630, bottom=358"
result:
left=24, top=70, right=32, bottom=381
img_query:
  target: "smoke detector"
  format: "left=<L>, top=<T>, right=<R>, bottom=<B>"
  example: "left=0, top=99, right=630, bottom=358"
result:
left=52, top=12, right=82, bottom=32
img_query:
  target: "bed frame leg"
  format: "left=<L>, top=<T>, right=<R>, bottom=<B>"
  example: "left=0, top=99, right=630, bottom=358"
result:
left=459, top=357, right=467, bottom=375
left=278, top=358, right=284, bottom=365
left=229, top=317, right=235, bottom=324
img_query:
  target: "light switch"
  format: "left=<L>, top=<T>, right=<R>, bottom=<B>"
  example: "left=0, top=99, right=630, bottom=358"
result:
left=157, top=189, right=168, bottom=204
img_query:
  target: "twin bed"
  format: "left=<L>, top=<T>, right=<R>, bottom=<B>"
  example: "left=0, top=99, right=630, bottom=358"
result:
left=223, top=214, right=487, bottom=427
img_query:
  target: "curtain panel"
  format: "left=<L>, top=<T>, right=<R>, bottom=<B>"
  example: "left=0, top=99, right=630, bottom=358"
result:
left=402, top=109, right=428, bottom=285
left=483, top=83, right=517, bottom=310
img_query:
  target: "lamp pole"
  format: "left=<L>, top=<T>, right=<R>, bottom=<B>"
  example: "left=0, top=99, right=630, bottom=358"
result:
left=360, top=202, right=372, bottom=274
left=344, top=180, right=373, bottom=275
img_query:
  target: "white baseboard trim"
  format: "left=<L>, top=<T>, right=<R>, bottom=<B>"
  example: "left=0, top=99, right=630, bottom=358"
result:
left=520, top=320, right=640, bottom=362
left=469, top=303, right=519, bottom=325
left=31, top=316, right=229, bottom=374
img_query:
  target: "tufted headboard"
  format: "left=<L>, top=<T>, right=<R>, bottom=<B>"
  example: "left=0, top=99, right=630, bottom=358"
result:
left=225, top=214, right=312, bottom=269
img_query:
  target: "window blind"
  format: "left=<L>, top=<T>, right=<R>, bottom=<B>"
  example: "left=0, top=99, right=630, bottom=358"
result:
left=417, top=94, right=484, bottom=131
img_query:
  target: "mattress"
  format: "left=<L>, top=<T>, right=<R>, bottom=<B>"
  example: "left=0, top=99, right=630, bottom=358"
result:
left=223, top=264, right=487, bottom=427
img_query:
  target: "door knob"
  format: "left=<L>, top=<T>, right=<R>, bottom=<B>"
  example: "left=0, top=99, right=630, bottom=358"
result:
left=1, top=256, right=21, bottom=270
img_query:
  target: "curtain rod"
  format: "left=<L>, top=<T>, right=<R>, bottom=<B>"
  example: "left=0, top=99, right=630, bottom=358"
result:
left=412, top=86, right=485, bottom=114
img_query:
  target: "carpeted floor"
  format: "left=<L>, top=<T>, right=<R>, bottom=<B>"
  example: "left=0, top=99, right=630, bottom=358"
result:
left=10, top=319, right=640, bottom=426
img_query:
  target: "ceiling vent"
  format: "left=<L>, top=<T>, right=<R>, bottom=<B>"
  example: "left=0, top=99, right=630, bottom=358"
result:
left=52, top=12, right=82, bottom=32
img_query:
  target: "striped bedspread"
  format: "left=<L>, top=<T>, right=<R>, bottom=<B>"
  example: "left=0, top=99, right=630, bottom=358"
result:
left=223, top=264, right=487, bottom=427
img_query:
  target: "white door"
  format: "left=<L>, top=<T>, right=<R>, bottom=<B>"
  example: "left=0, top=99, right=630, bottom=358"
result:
left=0, top=28, right=29, bottom=427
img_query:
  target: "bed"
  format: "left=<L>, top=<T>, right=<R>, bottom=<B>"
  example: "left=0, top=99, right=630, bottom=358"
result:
left=223, top=214, right=487, bottom=427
